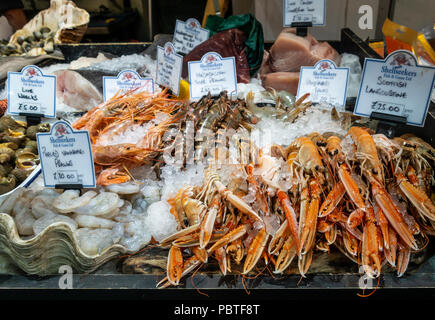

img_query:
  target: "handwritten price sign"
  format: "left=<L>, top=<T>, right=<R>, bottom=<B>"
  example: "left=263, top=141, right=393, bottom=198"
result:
left=284, top=0, right=326, bottom=26
left=354, top=50, right=435, bottom=127
left=37, top=121, right=96, bottom=188
left=188, top=52, right=237, bottom=100
left=7, top=65, right=56, bottom=118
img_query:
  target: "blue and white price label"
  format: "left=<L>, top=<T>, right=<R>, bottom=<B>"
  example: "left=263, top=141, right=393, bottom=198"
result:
left=297, top=59, right=349, bottom=109
left=156, top=42, right=183, bottom=95
left=188, top=52, right=237, bottom=100
left=7, top=65, right=56, bottom=118
left=103, top=70, right=153, bottom=101
left=173, top=18, right=210, bottom=55
left=354, top=50, right=435, bottom=127
left=284, top=0, right=326, bottom=26
left=37, top=121, right=96, bottom=188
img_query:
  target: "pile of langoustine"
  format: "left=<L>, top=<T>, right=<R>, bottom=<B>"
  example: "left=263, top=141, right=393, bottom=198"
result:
left=72, top=89, right=184, bottom=186
left=72, top=90, right=260, bottom=185
left=157, top=126, right=435, bottom=287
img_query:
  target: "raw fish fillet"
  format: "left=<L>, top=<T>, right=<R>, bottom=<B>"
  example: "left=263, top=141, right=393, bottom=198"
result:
left=261, top=72, right=300, bottom=95
left=262, top=28, right=340, bottom=73
left=260, top=28, right=341, bottom=95
left=310, top=42, right=342, bottom=66
left=54, top=69, right=103, bottom=112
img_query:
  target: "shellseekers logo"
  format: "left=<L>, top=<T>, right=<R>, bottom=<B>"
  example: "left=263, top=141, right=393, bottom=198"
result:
left=121, top=71, right=136, bottom=82
left=318, top=61, right=332, bottom=71
left=186, top=19, right=199, bottom=29
left=165, top=44, right=173, bottom=56
left=54, top=123, right=69, bottom=138
left=205, top=54, right=217, bottom=64
left=390, top=53, right=411, bottom=66
left=24, top=67, right=40, bottom=79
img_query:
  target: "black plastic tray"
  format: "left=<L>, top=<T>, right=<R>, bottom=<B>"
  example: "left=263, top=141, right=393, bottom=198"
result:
left=57, top=42, right=151, bottom=63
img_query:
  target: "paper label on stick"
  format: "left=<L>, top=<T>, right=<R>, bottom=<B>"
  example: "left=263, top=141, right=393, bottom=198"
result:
left=297, top=59, right=349, bottom=109
left=188, top=52, right=237, bottom=100
left=354, top=50, right=435, bottom=127
left=156, top=42, right=183, bottom=95
left=103, top=70, right=153, bottom=101
left=173, top=18, right=210, bottom=55
left=283, top=0, right=326, bottom=26
left=7, top=65, right=56, bottom=118
left=37, top=121, right=96, bottom=188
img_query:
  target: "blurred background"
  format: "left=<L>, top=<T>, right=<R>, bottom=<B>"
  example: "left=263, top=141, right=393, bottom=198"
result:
left=1, top=0, right=434, bottom=43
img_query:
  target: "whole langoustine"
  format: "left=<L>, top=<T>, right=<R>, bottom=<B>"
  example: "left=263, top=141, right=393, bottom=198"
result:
left=347, top=126, right=384, bottom=183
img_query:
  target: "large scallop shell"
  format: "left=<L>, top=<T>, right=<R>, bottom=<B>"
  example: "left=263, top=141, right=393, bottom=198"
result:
left=0, top=213, right=128, bottom=275
left=9, top=0, right=89, bottom=48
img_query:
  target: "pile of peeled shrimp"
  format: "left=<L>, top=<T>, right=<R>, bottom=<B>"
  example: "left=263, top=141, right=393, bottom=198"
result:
left=2, top=180, right=161, bottom=255
left=157, top=126, right=435, bottom=287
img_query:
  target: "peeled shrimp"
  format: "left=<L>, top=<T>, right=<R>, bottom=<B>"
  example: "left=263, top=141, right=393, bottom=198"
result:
left=73, top=214, right=115, bottom=229
left=0, top=188, right=25, bottom=215
left=31, top=197, right=58, bottom=219
left=75, top=228, right=120, bottom=255
left=33, top=214, right=78, bottom=235
left=105, top=182, right=140, bottom=195
left=73, top=192, right=123, bottom=216
left=98, top=207, right=121, bottom=220
left=52, top=190, right=98, bottom=214
left=15, top=207, right=35, bottom=236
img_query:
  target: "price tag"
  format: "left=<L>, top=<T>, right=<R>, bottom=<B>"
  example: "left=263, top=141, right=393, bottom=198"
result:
left=7, top=65, right=56, bottom=118
left=284, top=0, right=326, bottom=26
left=103, top=70, right=153, bottom=101
left=188, top=52, right=237, bottom=100
left=37, top=121, right=96, bottom=188
left=354, top=50, right=435, bottom=127
left=297, top=59, right=349, bottom=108
left=156, top=42, right=183, bottom=95
left=173, top=18, right=210, bottom=55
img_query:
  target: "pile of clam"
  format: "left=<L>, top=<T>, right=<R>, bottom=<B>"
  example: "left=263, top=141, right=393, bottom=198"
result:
left=0, top=27, right=55, bottom=56
left=0, top=116, right=49, bottom=194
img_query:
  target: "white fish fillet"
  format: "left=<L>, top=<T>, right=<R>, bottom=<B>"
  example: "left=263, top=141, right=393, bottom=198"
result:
left=53, top=69, right=103, bottom=112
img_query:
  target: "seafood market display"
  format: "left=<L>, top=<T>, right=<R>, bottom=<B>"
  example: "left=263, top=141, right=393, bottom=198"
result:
left=0, top=3, right=434, bottom=292
left=158, top=127, right=435, bottom=286
left=0, top=116, right=48, bottom=195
